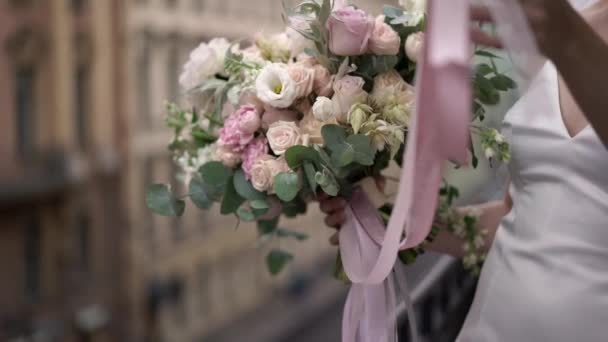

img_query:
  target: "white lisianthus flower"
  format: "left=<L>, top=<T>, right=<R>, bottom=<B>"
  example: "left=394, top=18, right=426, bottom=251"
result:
left=312, top=97, right=335, bottom=121
left=255, top=63, right=298, bottom=108
left=179, top=40, right=226, bottom=91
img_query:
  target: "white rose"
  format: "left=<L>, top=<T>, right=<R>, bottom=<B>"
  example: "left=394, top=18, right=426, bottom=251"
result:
left=332, top=75, right=368, bottom=122
left=250, top=156, right=275, bottom=192
left=179, top=41, right=223, bottom=91
left=267, top=121, right=302, bottom=155
left=256, top=63, right=298, bottom=108
left=312, top=97, right=335, bottom=121
left=288, top=63, right=315, bottom=98
left=405, top=32, right=424, bottom=63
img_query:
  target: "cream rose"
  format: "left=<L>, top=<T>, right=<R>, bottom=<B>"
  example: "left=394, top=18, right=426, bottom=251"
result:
left=288, top=63, right=315, bottom=98
left=405, top=32, right=424, bottom=63
left=368, top=16, right=401, bottom=56
left=250, top=155, right=275, bottom=191
left=256, top=63, right=298, bottom=108
left=332, top=75, right=368, bottom=122
left=267, top=121, right=302, bottom=155
left=299, top=112, right=326, bottom=145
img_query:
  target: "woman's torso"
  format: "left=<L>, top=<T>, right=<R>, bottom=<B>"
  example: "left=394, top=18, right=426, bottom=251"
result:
left=457, top=61, right=608, bottom=342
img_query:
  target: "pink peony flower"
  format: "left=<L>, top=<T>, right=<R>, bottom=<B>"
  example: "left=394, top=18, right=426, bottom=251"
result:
left=242, top=137, right=269, bottom=179
left=327, top=6, right=374, bottom=56
left=218, top=105, right=260, bottom=152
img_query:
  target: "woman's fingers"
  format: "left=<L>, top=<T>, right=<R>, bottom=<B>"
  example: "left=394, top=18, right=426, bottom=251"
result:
left=324, top=209, right=346, bottom=229
left=319, top=197, right=347, bottom=214
left=471, top=27, right=503, bottom=49
left=470, top=5, right=494, bottom=23
left=329, top=232, right=339, bottom=246
left=470, top=5, right=503, bottom=49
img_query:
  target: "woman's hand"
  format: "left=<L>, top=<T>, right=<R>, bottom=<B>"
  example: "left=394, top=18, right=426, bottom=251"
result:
left=470, top=0, right=582, bottom=59
left=317, top=176, right=386, bottom=246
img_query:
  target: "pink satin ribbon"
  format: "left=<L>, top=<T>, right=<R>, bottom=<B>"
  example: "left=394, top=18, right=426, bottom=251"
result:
left=338, top=0, right=542, bottom=341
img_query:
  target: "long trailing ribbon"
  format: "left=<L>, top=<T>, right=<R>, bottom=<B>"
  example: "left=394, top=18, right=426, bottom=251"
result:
left=338, top=0, right=544, bottom=341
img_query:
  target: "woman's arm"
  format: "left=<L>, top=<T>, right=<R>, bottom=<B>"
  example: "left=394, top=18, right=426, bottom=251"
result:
left=318, top=185, right=513, bottom=258
left=548, top=4, right=608, bottom=144
left=472, top=0, right=608, bottom=145
left=428, top=192, right=512, bottom=258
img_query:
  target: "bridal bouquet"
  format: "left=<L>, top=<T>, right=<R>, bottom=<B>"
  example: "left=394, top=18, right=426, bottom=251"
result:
left=146, top=0, right=514, bottom=275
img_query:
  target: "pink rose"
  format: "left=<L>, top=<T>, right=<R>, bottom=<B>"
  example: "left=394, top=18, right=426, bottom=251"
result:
left=295, top=53, right=318, bottom=67
left=332, top=75, right=368, bottom=122
left=267, top=121, right=302, bottom=155
left=327, top=6, right=374, bottom=56
left=262, top=104, right=299, bottom=129
left=288, top=63, right=315, bottom=98
left=368, top=16, right=401, bottom=56
left=215, top=145, right=242, bottom=168
left=242, top=137, right=269, bottom=179
left=236, top=105, right=261, bottom=134
left=313, top=64, right=334, bottom=97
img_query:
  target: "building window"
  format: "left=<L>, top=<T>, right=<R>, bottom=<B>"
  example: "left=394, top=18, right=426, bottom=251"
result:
left=15, top=66, right=36, bottom=158
left=75, top=65, right=90, bottom=149
left=24, top=214, right=41, bottom=300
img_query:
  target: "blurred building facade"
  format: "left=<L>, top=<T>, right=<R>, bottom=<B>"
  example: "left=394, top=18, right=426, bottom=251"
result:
left=123, top=0, right=335, bottom=341
left=0, top=0, right=127, bottom=341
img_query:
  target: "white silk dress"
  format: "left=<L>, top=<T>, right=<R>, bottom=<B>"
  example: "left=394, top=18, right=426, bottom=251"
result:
left=456, top=61, right=608, bottom=341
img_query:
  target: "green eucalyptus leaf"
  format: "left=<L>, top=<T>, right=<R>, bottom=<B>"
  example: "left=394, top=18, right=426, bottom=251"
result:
left=321, top=124, right=347, bottom=151
left=200, top=161, right=232, bottom=189
left=331, top=143, right=355, bottom=167
left=220, top=176, right=245, bottom=214
left=303, top=162, right=318, bottom=193
left=276, top=228, right=309, bottom=241
left=236, top=207, right=256, bottom=222
left=383, top=5, right=404, bottom=19
left=347, top=134, right=376, bottom=166
left=257, top=217, right=279, bottom=235
left=475, top=64, right=494, bottom=76
left=188, top=178, right=214, bottom=209
left=273, top=172, right=301, bottom=202
left=315, top=169, right=339, bottom=196
left=146, top=184, right=185, bottom=217
left=282, top=196, right=307, bottom=217
left=285, top=145, right=321, bottom=169
left=233, top=169, right=266, bottom=200
left=250, top=199, right=270, bottom=210
left=266, top=249, right=294, bottom=275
